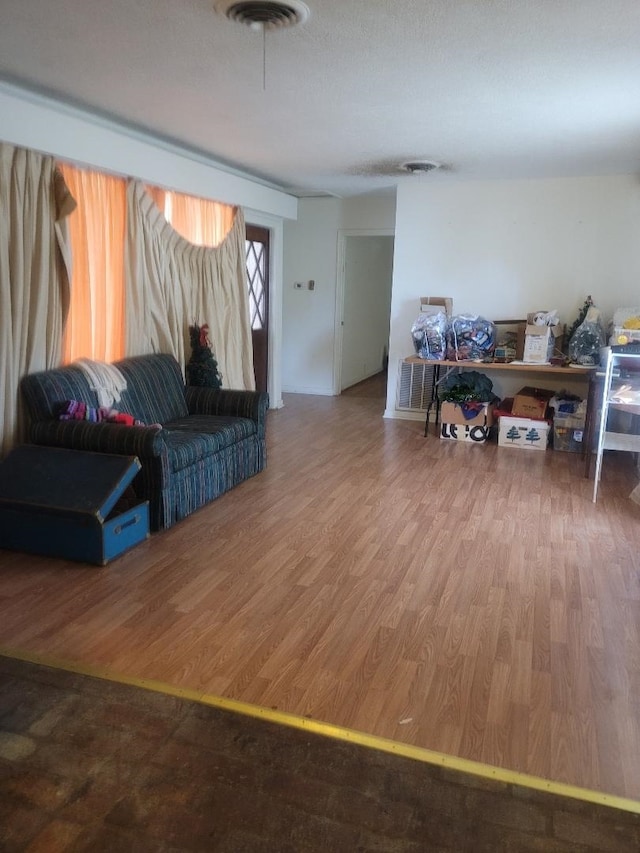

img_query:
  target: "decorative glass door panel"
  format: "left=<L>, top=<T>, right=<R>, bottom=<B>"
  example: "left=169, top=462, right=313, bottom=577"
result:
left=245, top=225, right=269, bottom=393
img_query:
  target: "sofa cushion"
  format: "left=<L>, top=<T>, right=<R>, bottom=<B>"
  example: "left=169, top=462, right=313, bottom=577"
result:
left=163, top=415, right=257, bottom=472
left=115, top=354, right=189, bottom=425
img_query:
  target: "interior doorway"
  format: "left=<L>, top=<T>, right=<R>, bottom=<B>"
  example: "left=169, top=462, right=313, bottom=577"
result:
left=334, top=231, right=394, bottom=394
left=245, top=225, right=270, bottom=394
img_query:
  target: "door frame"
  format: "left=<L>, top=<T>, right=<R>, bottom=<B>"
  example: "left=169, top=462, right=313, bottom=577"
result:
left=333, top=229, right=395, bottom=396
left=245, top=209, right=284, bottom=409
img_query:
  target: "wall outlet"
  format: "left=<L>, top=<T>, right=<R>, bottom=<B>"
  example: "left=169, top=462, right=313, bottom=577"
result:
left=308, top=280, right=315, bottom=291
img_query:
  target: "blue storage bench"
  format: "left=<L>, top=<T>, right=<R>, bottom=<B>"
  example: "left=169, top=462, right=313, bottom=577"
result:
left=0, top=445, right=149, bottom=565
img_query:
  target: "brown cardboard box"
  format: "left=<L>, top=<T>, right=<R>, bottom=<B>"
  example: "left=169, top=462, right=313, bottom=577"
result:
left=512, top=387, right=554, bottom=419
left=420, top=296, right=453, bottom=317
left=440, top=401, right=495, bottom=427
left=440, top=401, right=495, bottom=442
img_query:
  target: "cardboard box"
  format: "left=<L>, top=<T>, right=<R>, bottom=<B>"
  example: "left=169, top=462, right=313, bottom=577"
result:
left=523, top=325, right=556, bottom=363
left=440, top=422, right=491, bottom=443
left=420, top=296, right=453, bottom=318
left=440, top=402, right=494, bottom=443
left=440, top=401, right=495, bottom=427
left=498, top=416, right=550, bottom=451
left=522, top=313, right=563, bottom=364
left=512, top=387, right=554, bottom=419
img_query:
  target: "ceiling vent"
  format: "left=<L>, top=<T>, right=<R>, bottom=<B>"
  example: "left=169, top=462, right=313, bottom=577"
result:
left=400, top=160, right=441, bottom=175
left=215, top=0, right=310, bottom=29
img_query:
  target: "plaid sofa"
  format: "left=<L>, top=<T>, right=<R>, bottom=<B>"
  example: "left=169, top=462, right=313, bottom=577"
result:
left=20, top=354, right=268, bottom=531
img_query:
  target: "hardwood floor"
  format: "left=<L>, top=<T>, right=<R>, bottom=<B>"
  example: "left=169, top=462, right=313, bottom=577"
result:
left=1, top=375, right=639, bottom=801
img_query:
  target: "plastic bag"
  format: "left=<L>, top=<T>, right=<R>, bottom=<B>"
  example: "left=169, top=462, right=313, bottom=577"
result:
left=411, top=311, right=448, bottom=360
left=549, top=391, right=584, bottom=415
left=447, top=315, right=496, bottom=361
left=531, top=309, right=560, bottom=327
left=613, top=306, right=640, bottom=329
left=568, top=306, right=605, bottom=366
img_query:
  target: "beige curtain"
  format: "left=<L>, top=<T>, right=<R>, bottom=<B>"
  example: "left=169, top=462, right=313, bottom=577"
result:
left=0, top=144, right=76, bottom=457
left=126, top=180, right=255, bottom=390
left=58, top=163, right=126, bottom=363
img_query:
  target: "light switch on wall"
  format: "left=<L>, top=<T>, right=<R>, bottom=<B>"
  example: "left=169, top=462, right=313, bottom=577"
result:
left=308, top=280, right=315, bottom=290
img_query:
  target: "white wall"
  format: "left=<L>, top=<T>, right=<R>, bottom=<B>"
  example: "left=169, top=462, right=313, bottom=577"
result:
left=282, top=198, right=342, bottom=394
left=341, top=193, right=398, bottom=231
left=385, top=175, right=640, bottom=416
left=282, top=194, right=397, bottom=395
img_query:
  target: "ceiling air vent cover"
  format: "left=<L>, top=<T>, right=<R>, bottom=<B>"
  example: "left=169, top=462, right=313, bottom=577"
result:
left=400, top=160, right=441, bottom=175
left=215, top=0, right=310, bottom=29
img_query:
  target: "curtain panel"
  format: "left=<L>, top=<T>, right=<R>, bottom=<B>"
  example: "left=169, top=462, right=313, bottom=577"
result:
left=0, top=144, right=75, bottom=457
left=58, top=164, right=127, bottom=364
left=126, top=181, right=255, bottom=391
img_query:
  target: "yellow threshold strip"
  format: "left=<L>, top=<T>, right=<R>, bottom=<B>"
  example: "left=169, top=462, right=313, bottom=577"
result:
left=2, top=645, right=639, bottom=817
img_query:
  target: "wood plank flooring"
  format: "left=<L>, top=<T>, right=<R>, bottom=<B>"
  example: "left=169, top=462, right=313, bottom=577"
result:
left=1, top=375, right=639, bottom=800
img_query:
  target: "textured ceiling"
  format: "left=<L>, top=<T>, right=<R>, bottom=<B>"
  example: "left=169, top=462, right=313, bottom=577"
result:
left=1, top=0, right=640, bottom=197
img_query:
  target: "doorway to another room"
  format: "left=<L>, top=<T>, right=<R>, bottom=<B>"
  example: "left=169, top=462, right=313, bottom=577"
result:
left=335, top=232, right=394, bottom=400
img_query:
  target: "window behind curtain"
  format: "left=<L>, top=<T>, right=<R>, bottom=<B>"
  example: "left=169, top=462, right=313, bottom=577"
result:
left=58, top=163, right=127, bottom=363
left=147, top=185, right=235, bottom=248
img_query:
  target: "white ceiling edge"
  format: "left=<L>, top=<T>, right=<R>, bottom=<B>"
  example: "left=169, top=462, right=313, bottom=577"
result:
left=0, top=80, right=299, bottom=220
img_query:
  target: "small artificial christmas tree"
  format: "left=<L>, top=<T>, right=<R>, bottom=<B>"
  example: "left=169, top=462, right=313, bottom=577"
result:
left=565, top=296, right=594, bottom=351
left=186, top=323, right=223, bottom=389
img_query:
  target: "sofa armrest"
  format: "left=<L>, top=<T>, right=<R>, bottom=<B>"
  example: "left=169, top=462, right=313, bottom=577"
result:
left=30, top=420, right=167, bottom=458
left=185, top=387, right=269, bottom=437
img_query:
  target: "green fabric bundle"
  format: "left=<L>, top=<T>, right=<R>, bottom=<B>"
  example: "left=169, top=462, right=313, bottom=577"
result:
left=437, top=370, right=495, bottom=403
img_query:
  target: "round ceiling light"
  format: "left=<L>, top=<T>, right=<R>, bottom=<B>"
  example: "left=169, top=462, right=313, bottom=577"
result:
left=214, top=0, right=310, bottom=29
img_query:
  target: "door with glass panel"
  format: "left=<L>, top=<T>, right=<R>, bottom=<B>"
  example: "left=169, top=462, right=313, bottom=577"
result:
left=245, top=225, right=269, bottom=393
